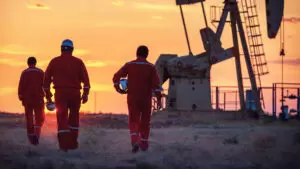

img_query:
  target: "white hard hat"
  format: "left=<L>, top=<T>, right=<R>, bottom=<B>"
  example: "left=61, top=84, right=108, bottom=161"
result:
left=46, top=102, right=56, bottom=111
left=119, top=78, right=128, bottom=93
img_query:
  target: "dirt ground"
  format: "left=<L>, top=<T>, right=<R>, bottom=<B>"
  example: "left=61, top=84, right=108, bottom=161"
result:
left=0, top=111, right=300, bottom=169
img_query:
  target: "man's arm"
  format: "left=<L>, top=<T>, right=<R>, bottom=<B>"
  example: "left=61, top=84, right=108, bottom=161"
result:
left=80, top=61, right=91, bottom=104
left=40, top=69, right=45, bottom=98
left=43, top=61, right=53, bottom=102
left=113, top=63, right=128, bottom=94
left=151, top=66, right=163, bottom=108
left=18, top=71, right=25, bottom=101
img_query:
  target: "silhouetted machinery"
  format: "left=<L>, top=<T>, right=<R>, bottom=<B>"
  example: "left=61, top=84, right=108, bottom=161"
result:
left=154, top=0, right=284, bottom=117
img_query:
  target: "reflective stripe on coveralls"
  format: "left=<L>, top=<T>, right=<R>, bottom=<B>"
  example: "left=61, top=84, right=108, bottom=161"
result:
left=58, top=130, right=70, bottom=133
left=141, top=138, right=148, bottom=142
left=69, top=126, right=79, bottom=130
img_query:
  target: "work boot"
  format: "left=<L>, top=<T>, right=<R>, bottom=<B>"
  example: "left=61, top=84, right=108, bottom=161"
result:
left=140, top=140, right=148, bottom=152
left=68, top=140, right=78, bottom=150
left=28, top=134, right=39, bottom=146
left=132, top=143, right=139, bottom=153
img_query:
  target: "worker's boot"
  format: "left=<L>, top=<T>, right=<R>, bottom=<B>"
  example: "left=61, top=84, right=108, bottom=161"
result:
left=130, top=132, right=140, bottom=153
left=132, top=143, right=139, bottom=153
left=68, top=130, right=79, bottom=150
left=140, top=139, right=148, bottom=152
left=28, top=134, right=39, bottom=146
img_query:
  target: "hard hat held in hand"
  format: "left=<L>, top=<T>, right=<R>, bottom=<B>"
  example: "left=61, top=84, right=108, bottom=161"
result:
left=46, top=102, right=56, bottom=111
left=119, top=78, right=128, bottom=94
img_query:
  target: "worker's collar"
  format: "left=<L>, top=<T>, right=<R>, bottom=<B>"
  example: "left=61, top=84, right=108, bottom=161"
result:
left=61, top=51, right=73, bottom=57
left=28, top=65, right=36, bottom=68
left=136, top=56, right=147, bottom=61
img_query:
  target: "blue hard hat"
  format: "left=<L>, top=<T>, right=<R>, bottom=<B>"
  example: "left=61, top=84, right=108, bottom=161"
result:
left=61, top=39, right=74, bottom=48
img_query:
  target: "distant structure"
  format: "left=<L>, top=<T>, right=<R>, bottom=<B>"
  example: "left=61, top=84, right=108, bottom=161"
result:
left=154, top=0, right=284, bottom=118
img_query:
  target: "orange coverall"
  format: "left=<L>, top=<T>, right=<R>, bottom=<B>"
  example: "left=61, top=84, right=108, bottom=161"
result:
left=113, top=57, right=162, bottom=149
left=43, top=52, right=90, bottom=150
left=18, top=67, right=45, bottom=145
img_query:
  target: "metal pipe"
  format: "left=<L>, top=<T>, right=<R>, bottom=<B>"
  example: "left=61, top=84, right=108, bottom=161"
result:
left=297, top=88, right=300, bottom=117
left=216, top=86, right=219, bottom=110
left=224, top=93, right=226, bottom=110
left=200, top=1, right=209, bottom=28
left=179, top=5, right=193, bottom=55
left=272, top=83, right=276, bottom=119
left=229, top=3, right=246, bottom=112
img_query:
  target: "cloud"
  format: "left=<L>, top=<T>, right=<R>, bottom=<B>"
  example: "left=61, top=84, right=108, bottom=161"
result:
left=283, top=17, right=300, bottom=24
left=73, top=49, right=89, bottom=56
left=90, top=83, right=114, bottom=92
left=0, top=58, right=24, bottom=67
left=85, top=60, right=121, bottom=68
left=0, top=87, right=16, bottom=96
left=0, top=45, right=36, bottom=55
left=95, top=20, right=170, bottom=29
left=0, top=58, right=48, bottom=67
left=152, top=15, right=164, bottom=20
left=85, top=60, right=107, bottom=67
left=133, top=3, right=177, bottom=11
left=27, top=3, right=51, bottom=10
left=112, top=1, right=124, bottom=6
left=96, top=21, right=152, bottom=28
left=269, top=58, right=300, bottom=66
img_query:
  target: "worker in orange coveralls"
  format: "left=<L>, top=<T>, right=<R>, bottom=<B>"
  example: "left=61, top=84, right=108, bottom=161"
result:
left=113, top=45, right=162, bottom=153
left=18, top=57, right=45, bottom=146
left=43, top=39, right=91, bottom=151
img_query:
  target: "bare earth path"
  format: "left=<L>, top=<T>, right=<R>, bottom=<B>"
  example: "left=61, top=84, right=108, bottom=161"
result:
left=0, top=112, right=300, bottom=169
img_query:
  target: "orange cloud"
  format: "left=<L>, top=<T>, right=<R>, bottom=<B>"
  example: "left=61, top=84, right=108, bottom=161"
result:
left=85, top=60, right=107, bottom=67
left=152, top=15, right=164, bottom=20
left=0, top=87, right=16, bottom=96
left=90, top=83, right=114, bottom=92
left=133, top=3, right=177, bottom=11
left=283, top=17, right=300, bottom=24
left=0, top=57, right=50, bottom=67
left=269, top=58, right=300, bottom=66
left=26, top=3, right=50, bottom=10
left=73, top=49, right=89, bottom=56
left=85, top=60, right=121, bottom=68
left=112, top=1, right=124, bottom=6
left=0, top=58, right=24, bottom=67
left=0, top=45, right=36, bottom=55
left=96, top=21, right=169, bottom=28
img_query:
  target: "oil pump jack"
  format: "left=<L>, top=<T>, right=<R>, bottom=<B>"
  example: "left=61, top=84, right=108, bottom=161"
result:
left=154, top=0, right=284, bottom=118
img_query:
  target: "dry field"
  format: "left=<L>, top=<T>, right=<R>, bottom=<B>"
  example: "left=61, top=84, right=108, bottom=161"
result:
left=0, top=111, right=300, bottom=169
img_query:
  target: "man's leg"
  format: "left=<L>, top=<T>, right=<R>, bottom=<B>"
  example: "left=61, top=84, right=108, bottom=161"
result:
left=55, top=92, right=71, bottom=151
left=127, top=96, right=141, bottom=152
left=139, top=99, right=152, bottom=151
left=24, top=104, right=38, bottom=145
left=34, top=101, right=45, bottom=140
left=68, top=92, right=81, bottom=150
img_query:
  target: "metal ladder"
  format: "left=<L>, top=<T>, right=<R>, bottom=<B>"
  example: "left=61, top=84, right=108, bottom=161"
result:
left=239, top=0, right=268, bottom=108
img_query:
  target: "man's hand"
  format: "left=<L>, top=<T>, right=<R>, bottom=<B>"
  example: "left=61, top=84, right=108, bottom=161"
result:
left=114, top=84, right=127, bottom=94
left=81, top=94, right=88, bottom=104
left=45, top=91, right=53, bottom=103
left=46, top=97, right=53, bottom=103
left=157, top=98, right=162, bottom=110
left=18, top=95, right=23, bottom=101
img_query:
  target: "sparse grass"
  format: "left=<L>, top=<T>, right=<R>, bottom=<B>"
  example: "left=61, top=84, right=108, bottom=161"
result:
left=253, top=135, right=277, bottom=149
left=293, top=133, right=300, bottom=145
left=1, top=111, right=300, bottom=169
left=136, top=162, right=159, bottom=169
left=223, top=136, right=239, bottom=145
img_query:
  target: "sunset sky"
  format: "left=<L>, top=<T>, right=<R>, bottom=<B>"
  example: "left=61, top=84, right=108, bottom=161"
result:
left=1, top=0, right=299, bottom=114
